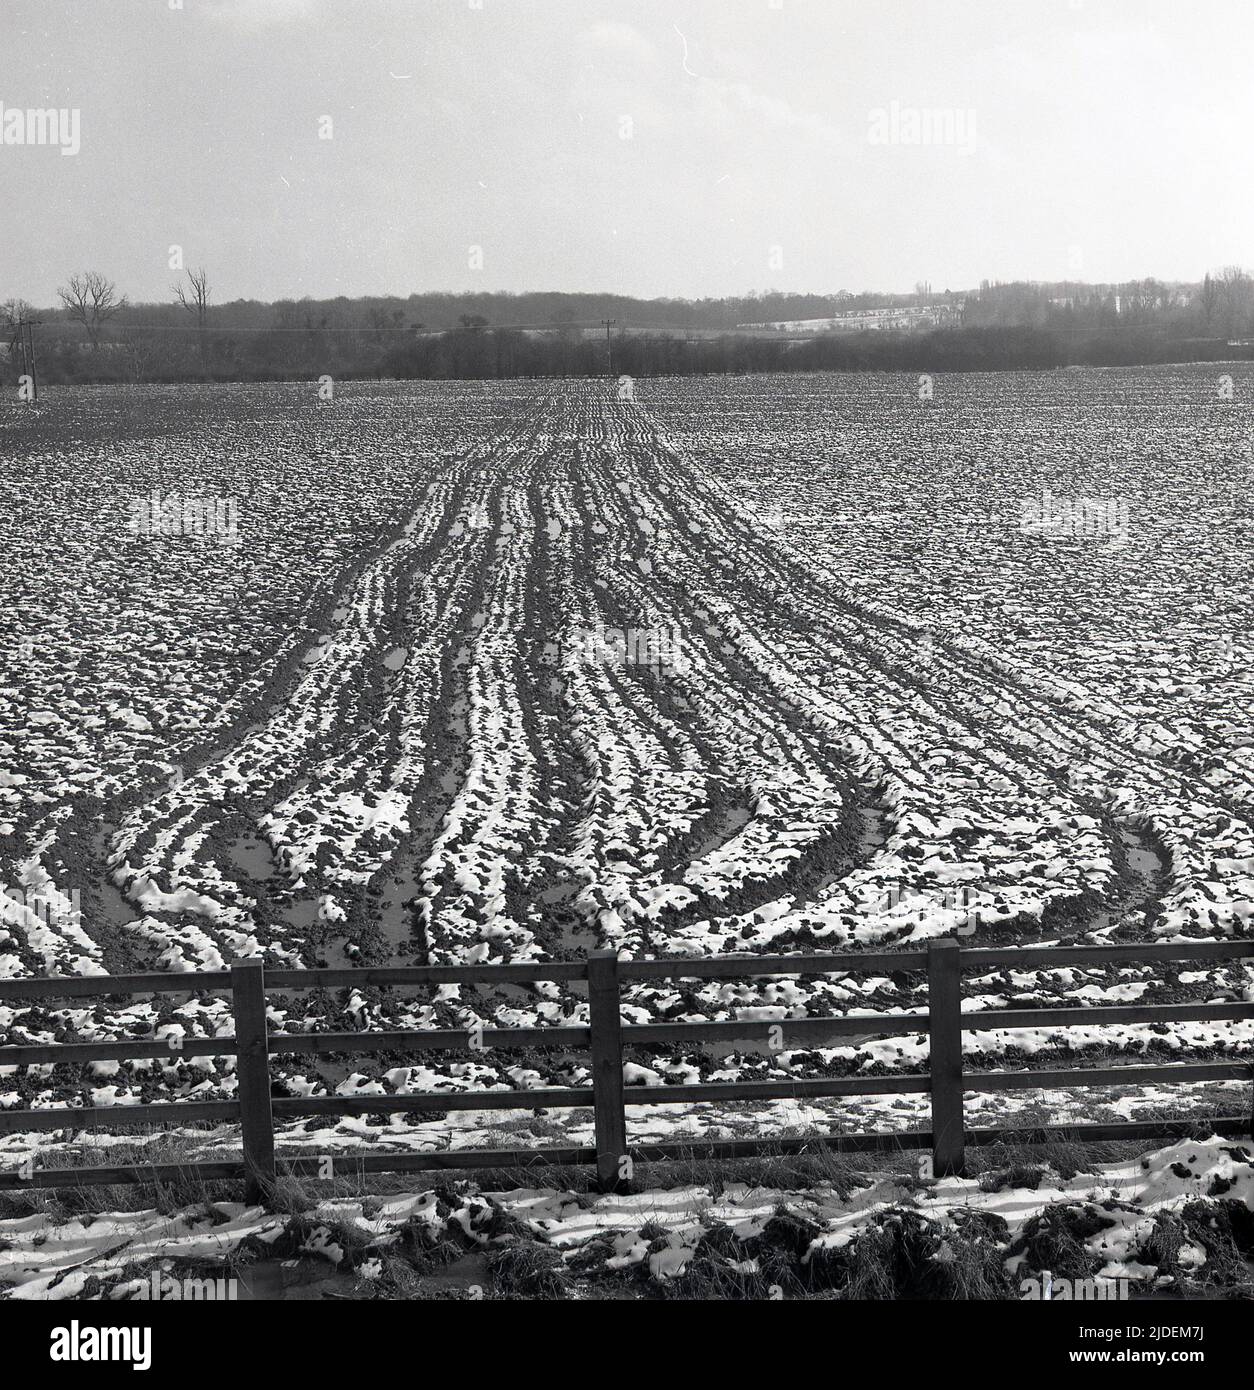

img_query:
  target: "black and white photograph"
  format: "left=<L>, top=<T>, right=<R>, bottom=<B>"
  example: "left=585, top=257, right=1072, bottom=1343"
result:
left=1, top=0, right=1252, bottom=1354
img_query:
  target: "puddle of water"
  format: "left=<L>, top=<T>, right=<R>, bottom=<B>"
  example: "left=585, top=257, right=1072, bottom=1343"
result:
left=858, top=802, right=887, bottom=856
left=237, top=1257, right=360, bottom=1302
left=1117, top=825, right=1168, bottom=915
left=1081, top=826, right=1167, bottom=938
left=383, top=646, right=408, bottom=671
left=446, top=700, right=468, bottom=741
left=229, top=835, right=277, bottom=882
left=418, top=1251, right=490, bottom=1296
left=539, top=875, right=598, bottom=954
left=302, top=635, right=334, bottom=664
left=278, top=897, right=325, bottom=934
left=1125, top=844, right=1161, bottom=876
left=815, top=801, right=886, bottom=895
left=375, top=856, right=425, bottom=959
left=88, top=823, right=148, bottom=958
left=690, top=803, right=752, bottom=861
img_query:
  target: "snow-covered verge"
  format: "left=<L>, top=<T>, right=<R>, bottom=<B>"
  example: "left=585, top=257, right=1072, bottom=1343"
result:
left=2, top=1137, right=1250, bottom=1301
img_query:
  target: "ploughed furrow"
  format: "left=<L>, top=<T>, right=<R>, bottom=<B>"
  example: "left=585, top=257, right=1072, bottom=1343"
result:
left=538, top=443, right=716, bottom=951
left=413, top=445, right=567, bottom=965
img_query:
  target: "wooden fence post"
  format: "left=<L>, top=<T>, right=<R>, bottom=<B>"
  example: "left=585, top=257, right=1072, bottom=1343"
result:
left=231, top=958, right=276, bottom=1205
left=927, top=938, right=965, bottom=1177
left=587, top=950, right=629, bottom=1193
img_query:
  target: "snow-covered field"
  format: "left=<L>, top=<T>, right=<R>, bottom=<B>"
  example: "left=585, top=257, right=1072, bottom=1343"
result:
left=1, top=370, right=1251, bottom=1166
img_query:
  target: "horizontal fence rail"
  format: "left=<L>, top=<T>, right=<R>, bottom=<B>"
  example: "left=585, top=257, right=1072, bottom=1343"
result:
left=0, top=939, right=1250, bottom=1199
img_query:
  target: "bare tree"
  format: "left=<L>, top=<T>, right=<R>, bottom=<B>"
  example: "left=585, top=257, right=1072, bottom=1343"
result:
left=0, top=298, right=33, bottom=367
left=1218, top=265, right=1252, bottom=336
left=1121, top=278, right=1164, bottom=325
left=173, top=267, right=212, bottom=331
left=365, top=301, right=406, bottom=347
left=57, top=271, right=126, bottom=350
left=1, top=296, right=35, bottom=325
left=1199, top=273, right=1220, bottom=332
left=119, top=327, right=160, bottom=384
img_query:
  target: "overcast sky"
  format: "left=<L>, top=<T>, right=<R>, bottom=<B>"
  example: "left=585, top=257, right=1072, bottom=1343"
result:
left=1, top=0, right=1250, bottom=305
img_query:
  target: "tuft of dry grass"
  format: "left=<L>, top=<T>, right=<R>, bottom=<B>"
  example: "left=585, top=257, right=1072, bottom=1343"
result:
left=486, top=1241, right=572, bottom=1299
left=0, top=1132, right=242, bottom=1219
left=1008, top=1201, right=1117, bottom=1282
left=839, top=1207, right=1015, bottom=1301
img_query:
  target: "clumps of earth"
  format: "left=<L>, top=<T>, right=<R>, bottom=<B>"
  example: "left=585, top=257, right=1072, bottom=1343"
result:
left=2, top=1138, right=1251, bottom=1301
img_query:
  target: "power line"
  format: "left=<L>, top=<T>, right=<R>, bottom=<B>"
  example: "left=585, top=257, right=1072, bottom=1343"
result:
left=9, top=316, right=881, bottom=344
left=18, top=318, right=627, bottom=336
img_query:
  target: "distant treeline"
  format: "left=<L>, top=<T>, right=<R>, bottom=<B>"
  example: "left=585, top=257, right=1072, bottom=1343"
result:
left=965, top=270, right=1254, bottom=340
left=10, top=323, right=1250, bottom=387
left=5, top=272, right=1253, bottom=385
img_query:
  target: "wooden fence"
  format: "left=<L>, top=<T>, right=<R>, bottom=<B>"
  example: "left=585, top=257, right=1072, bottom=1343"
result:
left=0, top=939, right=1251, bottom=1202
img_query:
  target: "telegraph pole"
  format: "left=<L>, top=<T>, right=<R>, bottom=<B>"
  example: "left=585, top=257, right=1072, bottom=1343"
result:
left=26, top=320, right=40, bottom=402
left=6, top=319, right=22, bottom=382
left=601, top=318, right=616, bottom=377
left=14, top=317, right=39, bottom=402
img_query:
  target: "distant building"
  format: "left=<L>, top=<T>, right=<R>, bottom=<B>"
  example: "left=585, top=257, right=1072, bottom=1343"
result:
left=736, top=302, right=964, bottom=334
